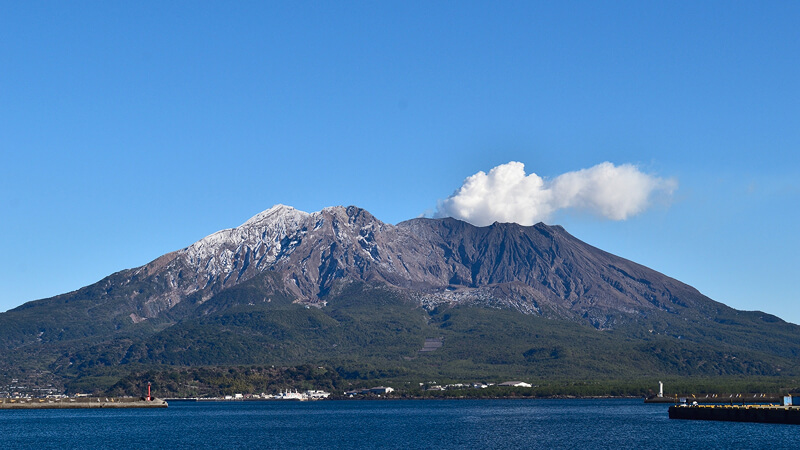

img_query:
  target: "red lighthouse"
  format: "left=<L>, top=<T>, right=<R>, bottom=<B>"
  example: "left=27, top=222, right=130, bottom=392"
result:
left=147, top=382, right=151, bottom=401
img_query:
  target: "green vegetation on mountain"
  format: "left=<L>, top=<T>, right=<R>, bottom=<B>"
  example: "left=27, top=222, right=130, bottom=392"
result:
left=104, top=365, right=345, bottom=398
left=4, top=277, right=798, bottom=396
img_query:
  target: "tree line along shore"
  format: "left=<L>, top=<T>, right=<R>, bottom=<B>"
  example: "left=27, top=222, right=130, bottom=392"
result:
left=6, top=365, right=795, bottom=401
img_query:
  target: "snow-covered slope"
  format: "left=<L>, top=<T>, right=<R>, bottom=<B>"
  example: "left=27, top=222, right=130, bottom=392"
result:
left=129, top=205, right=419, bottom=317
left=182, top=204, right=312, bottom=283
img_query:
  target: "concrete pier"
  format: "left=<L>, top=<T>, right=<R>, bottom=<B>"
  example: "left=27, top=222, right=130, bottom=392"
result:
left=0, top=397, right=168, bottom=409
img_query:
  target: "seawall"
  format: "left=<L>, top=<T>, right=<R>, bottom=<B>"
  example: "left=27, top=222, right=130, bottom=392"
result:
left=0, top=397, right=168, bottom=409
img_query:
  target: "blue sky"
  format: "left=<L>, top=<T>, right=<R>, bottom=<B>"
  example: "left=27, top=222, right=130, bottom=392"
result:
left=2, top=1, right=799, bottom=323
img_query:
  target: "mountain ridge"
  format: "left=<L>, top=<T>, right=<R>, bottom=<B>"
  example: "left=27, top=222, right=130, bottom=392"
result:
left=3, top=204, right=774, bottom=331
left=124, top=204, right=716, bottom=324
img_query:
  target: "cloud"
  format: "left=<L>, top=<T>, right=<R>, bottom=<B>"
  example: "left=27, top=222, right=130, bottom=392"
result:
left=435, top=161, right=676, bottom=226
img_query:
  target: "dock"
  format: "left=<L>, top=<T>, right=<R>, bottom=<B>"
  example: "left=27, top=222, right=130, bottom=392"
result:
left=669, top=404, right=800, bottom=425
left=0, top=397, right=168, bottom=409
left=645, top=394, right=781, bottom=404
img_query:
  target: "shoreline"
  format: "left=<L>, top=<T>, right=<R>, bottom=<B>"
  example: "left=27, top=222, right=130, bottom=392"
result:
left=163, top=395, right=646, bottom=402
left=162, top=393, right=783, bottom=403
left=0, top=397, right=168, bottom=409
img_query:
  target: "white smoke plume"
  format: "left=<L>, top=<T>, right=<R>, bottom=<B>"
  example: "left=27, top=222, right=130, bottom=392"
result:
left=435, top=161, right=676, bottom=226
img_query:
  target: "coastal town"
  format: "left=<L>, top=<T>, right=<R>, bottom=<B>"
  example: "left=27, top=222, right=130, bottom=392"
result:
left=1, top=377, right=536, bottom=402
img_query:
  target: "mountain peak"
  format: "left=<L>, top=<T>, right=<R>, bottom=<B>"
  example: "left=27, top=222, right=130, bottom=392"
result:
left=241, top=204, right=310, bottom=227
left=179, top=204, right=311, bottom=280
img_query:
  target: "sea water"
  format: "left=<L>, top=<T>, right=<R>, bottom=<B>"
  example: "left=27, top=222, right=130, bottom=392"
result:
left=0, top=399, right=795, bottom=449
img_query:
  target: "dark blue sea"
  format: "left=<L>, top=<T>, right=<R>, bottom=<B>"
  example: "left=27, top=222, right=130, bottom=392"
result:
left=1, top=399, right=795, bottom=449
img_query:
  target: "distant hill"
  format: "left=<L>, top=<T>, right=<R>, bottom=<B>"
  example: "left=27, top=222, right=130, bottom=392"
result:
left=2, top=204, right=799, bottom=393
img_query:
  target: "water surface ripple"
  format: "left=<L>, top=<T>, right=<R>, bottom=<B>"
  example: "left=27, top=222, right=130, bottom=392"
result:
left=0, top=399, right=793, bottom=449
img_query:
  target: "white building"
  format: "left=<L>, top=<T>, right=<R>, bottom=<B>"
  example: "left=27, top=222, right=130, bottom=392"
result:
left=498, top=381, right=532, bottom=388
left=368, top=386, right=394, bottom=394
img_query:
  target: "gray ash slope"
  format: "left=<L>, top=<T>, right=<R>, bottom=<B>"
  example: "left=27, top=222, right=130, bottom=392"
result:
left=2, top=204, right=799, bottom=382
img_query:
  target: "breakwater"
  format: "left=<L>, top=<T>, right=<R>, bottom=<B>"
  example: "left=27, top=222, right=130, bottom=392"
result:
left=644, top=394, right=780, bottom=404
left=669, top=404, right=800, bottom=424
left=0, top=397, right=168, bottom=409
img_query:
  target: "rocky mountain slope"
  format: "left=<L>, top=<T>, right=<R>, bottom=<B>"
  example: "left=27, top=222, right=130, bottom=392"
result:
left=54, top=204, right=719, bottom=327
left=1, top=204, right=799, bottom=389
